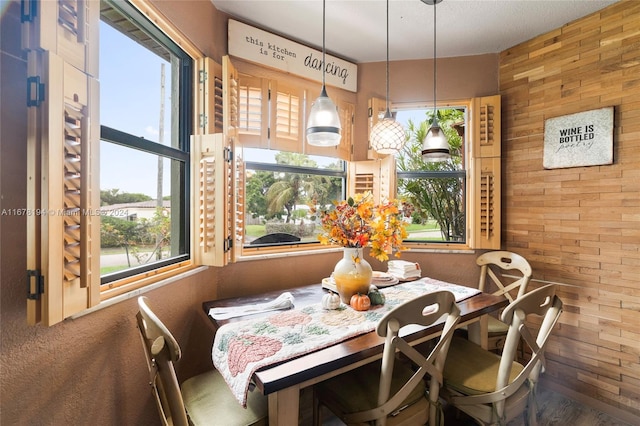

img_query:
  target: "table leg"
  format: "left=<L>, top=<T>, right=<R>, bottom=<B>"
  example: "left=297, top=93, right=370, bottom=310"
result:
left=467, top=314, right=489, bottom=350
left=268, top=385, right=300, bottom=425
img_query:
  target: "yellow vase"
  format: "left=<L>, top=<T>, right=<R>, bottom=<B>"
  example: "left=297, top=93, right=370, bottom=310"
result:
left=333, top=247, right=373, bottom=304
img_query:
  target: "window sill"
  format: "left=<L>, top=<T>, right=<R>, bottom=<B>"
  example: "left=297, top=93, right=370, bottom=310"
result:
left=70, top=264, right=208, bottom=320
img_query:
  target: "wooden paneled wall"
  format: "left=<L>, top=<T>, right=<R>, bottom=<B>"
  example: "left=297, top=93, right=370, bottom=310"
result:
left=500, top=0, right=640, bottom=419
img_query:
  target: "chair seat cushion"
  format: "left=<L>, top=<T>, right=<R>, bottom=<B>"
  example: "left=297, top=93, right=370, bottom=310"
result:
left=486, top=315, right=509, bottom=336
left=181, top=369, right=267, bottom=426
left=443, top=336, right=524, bottom=395
left=315, top=359, right=427, bottom=418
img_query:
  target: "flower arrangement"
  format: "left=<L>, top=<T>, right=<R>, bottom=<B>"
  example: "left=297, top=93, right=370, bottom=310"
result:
left=312, top=192, right=410, bottom=261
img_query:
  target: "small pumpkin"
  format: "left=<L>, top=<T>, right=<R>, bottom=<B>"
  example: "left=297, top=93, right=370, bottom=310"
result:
left=350, top=293, right=371, bottom=311
left=368, top=289, right=386, bottom=306
left=322, top=292, right=341, bottom=310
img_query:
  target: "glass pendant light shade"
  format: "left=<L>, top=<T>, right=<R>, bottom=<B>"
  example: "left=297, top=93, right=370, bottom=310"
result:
left=306, top=0, right=341, bottom=147
left=371, top=110, right=406, bottom=154
left=306, top=86, right=341, bottom=146
left=421, top=0, right=450, bottom=162
left=372, top=0, right=405, bottom=155
left=421, top=118, right=450, bottom=162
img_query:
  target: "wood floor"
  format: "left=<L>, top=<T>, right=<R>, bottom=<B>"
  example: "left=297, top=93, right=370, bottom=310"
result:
left=302, top=384, right=633, bottom=426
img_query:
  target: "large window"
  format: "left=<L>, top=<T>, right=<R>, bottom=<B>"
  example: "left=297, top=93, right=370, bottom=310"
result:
left=395, top=106, right=467, bottom=243
left=99, top=1, right=192, bottom=283
left=243, top=149, right=346, bottom=247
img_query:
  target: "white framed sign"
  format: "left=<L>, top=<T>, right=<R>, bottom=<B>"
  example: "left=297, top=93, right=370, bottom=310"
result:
left=228, top=19, right=358, bottom=92
left=543, top=107, right=614, bottom=169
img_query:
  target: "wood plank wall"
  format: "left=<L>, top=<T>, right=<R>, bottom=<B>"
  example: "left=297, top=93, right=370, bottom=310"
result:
left=500, top=0, right=640, bottom=419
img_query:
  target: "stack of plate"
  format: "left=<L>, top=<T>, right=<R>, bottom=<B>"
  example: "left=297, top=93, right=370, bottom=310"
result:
left=387, top=260, right=422, bottom=281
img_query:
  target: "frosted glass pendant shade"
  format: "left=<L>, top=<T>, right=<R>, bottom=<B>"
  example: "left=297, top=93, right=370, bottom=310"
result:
left=371, top=111, right=406, bottom=154
left=306, top=86, right=341, bottom=147
left=421, top=122, right=450, bottom=162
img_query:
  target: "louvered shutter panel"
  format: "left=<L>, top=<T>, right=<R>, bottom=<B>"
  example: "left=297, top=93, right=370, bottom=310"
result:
left=348, top=155, right=396, bottom=204
left=336, top=99, right=354, bottom=161
left=191, top=134, right=234, bottom=266
left=470, top=95, right=501, bottom=249
left=367, top=97, right=387, bottom=160
left=195, top=57, right=222, bottom=134
left=237, top=75, right=268, bottom=148
left=270, top=81, right=303, bottom=152
left=24, top=1, right=100, bottom=325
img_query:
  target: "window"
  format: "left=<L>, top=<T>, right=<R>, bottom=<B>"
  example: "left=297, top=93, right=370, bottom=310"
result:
left=394, top=96, right=501, bottom=249
left=99, top=1, right=191, bottom=283
left=368, top=95, right=501, bottom=250
left=24, top=0, right=198, bottom=325
left=243, top=149, right=346, bottom=248
left=395, top=106, right=467, bottom=243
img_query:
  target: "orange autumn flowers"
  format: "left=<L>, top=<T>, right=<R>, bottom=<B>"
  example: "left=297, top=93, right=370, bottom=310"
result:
left=312, top=192, right=411, bottom=262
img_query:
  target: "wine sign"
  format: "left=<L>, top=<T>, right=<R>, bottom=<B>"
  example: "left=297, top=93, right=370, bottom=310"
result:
left=228, top=19, right=358, bottom=92
left=543, top=107, right=614, bottom=169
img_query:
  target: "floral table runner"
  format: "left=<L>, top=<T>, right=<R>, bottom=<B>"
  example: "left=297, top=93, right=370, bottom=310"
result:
left=211, top=277, right=480, bottom=406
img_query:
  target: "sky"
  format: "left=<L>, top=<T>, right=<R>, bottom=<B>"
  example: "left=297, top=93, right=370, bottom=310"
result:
left=100, top=21, right=172, bottom=199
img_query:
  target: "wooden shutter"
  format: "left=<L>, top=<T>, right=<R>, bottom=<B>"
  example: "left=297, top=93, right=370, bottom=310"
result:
left=237, top=74, right=268, bottom=148
left=194, top=57, right=222, bottom=134
left=348, top=155, right=396, bottom=204
left=470, top=95, right=501, bottom=249
left=24, top=1, right=100, bottom=325
left=367, top=97, right=387, bottom=160
left=192, top=56, right=241, bottom=266
left=191, top=134, right=236, bottom=266
left=337, top=99, right=354, bottom=161
left=270, top=81, right=304, bottom=152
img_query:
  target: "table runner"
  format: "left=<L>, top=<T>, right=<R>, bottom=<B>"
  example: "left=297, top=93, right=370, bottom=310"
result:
left=212, top=277, right=480, bottom=406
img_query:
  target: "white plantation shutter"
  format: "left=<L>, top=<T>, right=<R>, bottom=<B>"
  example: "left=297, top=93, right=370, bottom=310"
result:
left=470, top=95, right=501, bottom=249
left=348, top=155, right=396, bottom=204
left=238, top=75, right=269, bottom=148
left=270, top=81, right=304, bottom=152
left=24, top=0, right=100, bottom=325
left=192, top=56, right=242, bottom=266
left=195, top=57, right=223, bottom=134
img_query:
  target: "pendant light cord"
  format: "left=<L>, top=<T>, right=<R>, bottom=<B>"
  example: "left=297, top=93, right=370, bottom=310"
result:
left=433, top=0, right=437, bottom=121
left=322, top=0, right=326, bottom=88
left=385, top=0, right=390, bottom=111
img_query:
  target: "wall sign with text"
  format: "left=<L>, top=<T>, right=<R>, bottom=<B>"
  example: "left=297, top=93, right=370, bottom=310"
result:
left=543, top=107, right=614, bottom=169
left=228, top=19, right=358, bottom=92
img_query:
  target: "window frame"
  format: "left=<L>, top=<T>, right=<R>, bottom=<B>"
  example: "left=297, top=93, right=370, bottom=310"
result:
left=98, top=0, right=193, bottom=286
left=394, top=100, right=469, bottom=247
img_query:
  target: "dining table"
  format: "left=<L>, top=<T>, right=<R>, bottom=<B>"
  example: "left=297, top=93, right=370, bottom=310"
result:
left=203, top=277, right=508, bottom=425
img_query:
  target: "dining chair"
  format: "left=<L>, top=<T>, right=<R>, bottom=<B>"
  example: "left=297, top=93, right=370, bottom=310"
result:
left=462, top=250, right=533, bottom=352
left=136, top=296, right=268, bottom=426
left=313, top=290, right=461, bottom=426
left=441, top=284, right=563, bottom=426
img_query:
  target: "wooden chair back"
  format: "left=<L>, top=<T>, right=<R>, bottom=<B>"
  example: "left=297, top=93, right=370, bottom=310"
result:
left=136, top=296, right=189, bottom=426
left=344, top=290, right=461, bottom=426
left=449, top=284, right=563, bottom=425
left=477, top=250, right=532, bottom=302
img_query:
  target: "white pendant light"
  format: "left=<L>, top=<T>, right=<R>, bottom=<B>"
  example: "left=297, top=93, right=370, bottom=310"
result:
left=306, top=0, right=341, bottom=147
left=370, top=0, right=405, bottom=155
left=421, top=0, right=450, bottom=162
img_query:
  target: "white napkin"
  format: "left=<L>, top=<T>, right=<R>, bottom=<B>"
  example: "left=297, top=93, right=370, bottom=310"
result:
left=208, top=292, right=295, bottom=320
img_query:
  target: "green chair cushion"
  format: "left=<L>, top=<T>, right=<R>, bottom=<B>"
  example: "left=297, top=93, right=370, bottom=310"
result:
left=443, top=336, right=524, bottom=395
left=486, top=315, right=509, bottom=336
left=316, top=359, right=426, bottom=417
left=181, top=369, right=267, bottom=426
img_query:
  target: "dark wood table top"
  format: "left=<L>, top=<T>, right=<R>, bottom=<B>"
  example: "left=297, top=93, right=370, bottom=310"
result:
left=203, top=283, right=508, bottom=395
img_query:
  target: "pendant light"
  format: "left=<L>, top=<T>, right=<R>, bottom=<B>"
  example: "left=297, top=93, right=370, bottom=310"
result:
left=421, top=0, right=450, bottom=162
left=306, top=0, right=341, bottom=147
left=370, top=0, right=406, bottom=155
